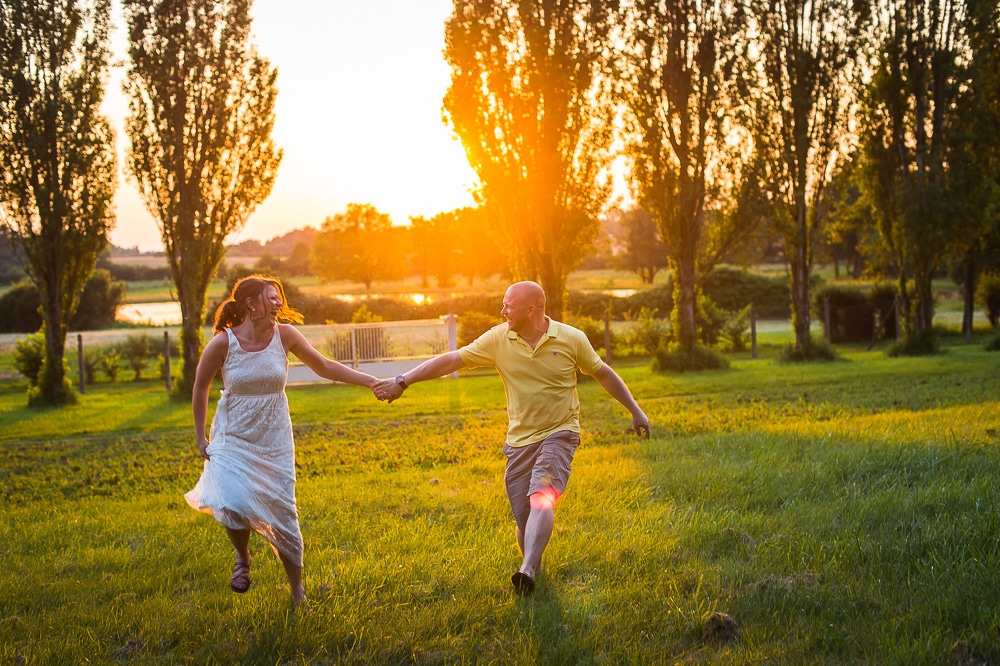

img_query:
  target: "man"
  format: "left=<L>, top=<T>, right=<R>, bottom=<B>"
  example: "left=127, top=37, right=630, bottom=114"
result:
left=375, top=281, right=650, bottom=596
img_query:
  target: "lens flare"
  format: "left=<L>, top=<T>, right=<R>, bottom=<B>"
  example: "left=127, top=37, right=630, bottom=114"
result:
left=529, top=486, right=562, bottom=511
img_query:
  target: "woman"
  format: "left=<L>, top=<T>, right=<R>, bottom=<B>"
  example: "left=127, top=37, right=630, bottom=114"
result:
left=185, top=275, right=379, bottom=607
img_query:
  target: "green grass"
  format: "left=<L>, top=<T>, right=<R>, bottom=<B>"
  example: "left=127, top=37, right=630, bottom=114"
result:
left=2, top=345, right=1000, bottom=663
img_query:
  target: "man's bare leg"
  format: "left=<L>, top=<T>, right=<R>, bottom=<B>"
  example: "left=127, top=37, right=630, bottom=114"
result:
left=517, top=489, right=559, bottom=579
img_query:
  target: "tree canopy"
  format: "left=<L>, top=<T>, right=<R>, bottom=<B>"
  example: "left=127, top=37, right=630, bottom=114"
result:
left=617, top=0, right=758, bottom=349
left=443, top=0, right=618, bottom=319
left=749, top=0, right=863, bottom=353
left=0, top=0, right=117, bottom=404
left=310, top=203, right=404, bottom=290
left=123, top=0, right=282, bottom=397
left=858, top=0, right=969, bottom=341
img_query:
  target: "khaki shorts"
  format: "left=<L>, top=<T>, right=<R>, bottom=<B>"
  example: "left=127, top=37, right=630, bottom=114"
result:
left=503, top=430, right=580, bottom=531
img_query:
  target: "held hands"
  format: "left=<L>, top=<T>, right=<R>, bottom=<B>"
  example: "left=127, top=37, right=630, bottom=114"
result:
left=372, top=377, right=405, bottom=403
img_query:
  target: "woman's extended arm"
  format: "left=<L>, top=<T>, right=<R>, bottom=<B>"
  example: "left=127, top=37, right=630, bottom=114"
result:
left=192, top=333, right=228, bottom=460
left=280, top=325, right=379, bottom=388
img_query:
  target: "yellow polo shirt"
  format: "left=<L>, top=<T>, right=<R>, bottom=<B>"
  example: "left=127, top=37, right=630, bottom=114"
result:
left=458, top=317, right=605, bottom=447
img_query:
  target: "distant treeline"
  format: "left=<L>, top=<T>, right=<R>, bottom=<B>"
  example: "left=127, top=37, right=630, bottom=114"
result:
left=205, top=266, right=794, bottom=328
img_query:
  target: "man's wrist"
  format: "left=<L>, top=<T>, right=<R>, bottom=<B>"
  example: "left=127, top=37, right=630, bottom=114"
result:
left=395, top=374, right=409, bottom=390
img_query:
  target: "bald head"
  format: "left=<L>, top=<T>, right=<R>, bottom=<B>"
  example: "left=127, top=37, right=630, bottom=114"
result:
left=506, top=281, right=546, bottom=310
left=502, top=281, right=547, bottom=336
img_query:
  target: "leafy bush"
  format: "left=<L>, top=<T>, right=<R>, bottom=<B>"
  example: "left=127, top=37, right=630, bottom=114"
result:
left=306, top=297, right=356, bottom=325
left=886, top=330, right=941, bottom=357
left=623, top=307, right=670, bottom=356
left=653, top=343, right=729, bottom=373
left=985, top=330, right=1000, bottom=352
left=26, top=368, right=76, bottom=407
left=778, top=338, right=838, bottom=363
left=812, top=284, right=874, bottom=343
left=0, top=281, right=43, bottom=333
left=458, top=311, right=499, bottom=346
left=976, top=273, right=1000, bottom=328
left=717, top=305, right=751, bottom=353
left=12, top=332, right=46, bottom=384
left=99, top=349, right=122, bottom=382
left=565, top=313, right=611, bottom=354
left=702, top=267, right=790, bottom=318
left=0, top=270, right=125, bottom=333
left=565, top=291, right=616, bottom=320
left=120, top=334, right=153, bottom=380
left=350, top=304, right=383, bottom=323
left=82, top=351, right=100, bottom=384
left=623, top=284, right=673, bottom=320
left=70, top=269, right=126, bottom=330
left=695, top=295, right=728, bottom=346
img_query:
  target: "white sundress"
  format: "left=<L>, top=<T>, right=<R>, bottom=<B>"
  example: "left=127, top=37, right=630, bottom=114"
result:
left=184, top=327, right=303, bottom=567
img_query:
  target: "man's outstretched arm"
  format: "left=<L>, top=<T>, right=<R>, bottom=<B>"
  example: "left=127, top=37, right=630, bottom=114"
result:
left=592, top=364, right=650, bottom=438
left=375, top=351, right=466, bottom=402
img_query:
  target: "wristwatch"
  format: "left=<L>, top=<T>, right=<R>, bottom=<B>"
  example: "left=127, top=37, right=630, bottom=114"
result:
left=395, top=374, right=409, bottom=390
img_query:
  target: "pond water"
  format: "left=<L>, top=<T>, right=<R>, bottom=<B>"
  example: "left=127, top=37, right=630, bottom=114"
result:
left=117, top=293, right=436, bottom=325
left=117, top=289, right=641, bottom=325
left=118, top=302, right=183, bottom=325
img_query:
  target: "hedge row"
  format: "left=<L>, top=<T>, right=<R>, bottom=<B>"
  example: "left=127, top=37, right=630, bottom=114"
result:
left=226, top=266, right=794, bottom=326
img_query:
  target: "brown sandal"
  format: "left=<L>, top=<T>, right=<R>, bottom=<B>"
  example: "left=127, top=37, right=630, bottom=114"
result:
left=230, top=559, right=251, bottom=593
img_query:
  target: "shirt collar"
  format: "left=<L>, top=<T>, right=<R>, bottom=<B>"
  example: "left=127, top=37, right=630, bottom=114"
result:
left=507, top=316, right=559, bottom=341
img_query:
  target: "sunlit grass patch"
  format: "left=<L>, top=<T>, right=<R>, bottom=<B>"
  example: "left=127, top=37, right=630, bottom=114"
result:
left=2, top=341, right=1000, bottom=662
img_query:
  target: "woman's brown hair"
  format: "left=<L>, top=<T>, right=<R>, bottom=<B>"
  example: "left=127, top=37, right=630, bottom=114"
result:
left=212, top=275, right=304, bottom=334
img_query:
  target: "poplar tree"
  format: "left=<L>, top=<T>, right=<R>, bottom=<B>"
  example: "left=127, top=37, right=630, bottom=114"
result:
left=443, top=0, right=617, bottom=319
left=859, top=0, right=968, bottom=343
left=123, top=0, right=282, bottom=397
left=750, top=0, right=863, bottom=354
left=617, top=0, right=757, bottom=351
left=0, top=0, right=117, bottom=405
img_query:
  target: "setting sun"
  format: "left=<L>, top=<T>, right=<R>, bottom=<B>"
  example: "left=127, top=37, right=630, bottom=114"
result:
left=105, top=0, right=478, bottom=251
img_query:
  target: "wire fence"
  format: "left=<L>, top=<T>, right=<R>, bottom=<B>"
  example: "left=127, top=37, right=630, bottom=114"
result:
left=0, top=317, right=460, bottom=389
left=298, top=317, right=457, bottom=366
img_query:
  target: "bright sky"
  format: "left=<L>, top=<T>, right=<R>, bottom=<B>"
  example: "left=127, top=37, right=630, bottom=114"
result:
left=104, top=0, right=479, bottom=252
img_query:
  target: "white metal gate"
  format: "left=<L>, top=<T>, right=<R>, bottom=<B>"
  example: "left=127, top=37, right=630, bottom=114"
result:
left=287, top=316, right=458, bottom=384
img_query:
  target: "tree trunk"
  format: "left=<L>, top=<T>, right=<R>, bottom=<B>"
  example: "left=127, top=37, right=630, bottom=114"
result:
left=538, top=263, right=567, bottom=322
left=790, top=241, right=812, bottom=351
left=37, top=296, right=70, bottom=405
left=674, top=262, right=698, bottom=350
left=914, top=268, right=935, bottom=334
left=175, top=290, right=207, bottom=399
left=898, top=273, right=914, bottom=338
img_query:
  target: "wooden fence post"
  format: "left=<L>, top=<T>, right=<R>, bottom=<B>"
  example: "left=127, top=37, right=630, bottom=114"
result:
left=350, top=326, right=359, bottom=368
left=77, top=334, right=85, bottom=394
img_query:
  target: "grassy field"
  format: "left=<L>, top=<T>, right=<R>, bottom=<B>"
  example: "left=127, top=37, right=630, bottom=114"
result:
left=1, top=342, right=1000, bottom=664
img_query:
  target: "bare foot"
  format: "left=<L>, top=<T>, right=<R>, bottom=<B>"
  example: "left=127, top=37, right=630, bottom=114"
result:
left=291, top=586, right=309, bottom=610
